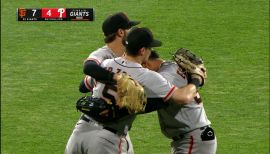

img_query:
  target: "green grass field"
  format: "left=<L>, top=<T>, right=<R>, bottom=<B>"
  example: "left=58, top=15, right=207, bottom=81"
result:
left=1, top=0, right=269, bottom=153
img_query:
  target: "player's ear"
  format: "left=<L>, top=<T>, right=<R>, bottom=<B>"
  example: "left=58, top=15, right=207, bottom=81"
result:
left=142, top=62, right=147, bottom=68
left=138, top=47, right=146, bottom=56
left=116, top=29, right=125, bottom=37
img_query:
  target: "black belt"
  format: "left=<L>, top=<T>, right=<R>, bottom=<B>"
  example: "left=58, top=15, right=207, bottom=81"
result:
left=80, top=115, right=118, bottom=134
left=172, top=125, right=210, bottom=141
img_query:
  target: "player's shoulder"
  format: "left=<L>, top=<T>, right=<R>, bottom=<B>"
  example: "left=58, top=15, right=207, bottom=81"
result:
left=101, top=57, right=115, bottom=65
left=161, top=61, right=178, bottom=67
left=87, top=46, right=115, bottom=63
left=90, top=46, right=110, bottom=55
left=159, top=61, right=178, bottom=71
left=141, top=67, right=166, bottom=80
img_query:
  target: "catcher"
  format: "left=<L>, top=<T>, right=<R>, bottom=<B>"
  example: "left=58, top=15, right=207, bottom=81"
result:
left=72, top=27, right=207, bottom=154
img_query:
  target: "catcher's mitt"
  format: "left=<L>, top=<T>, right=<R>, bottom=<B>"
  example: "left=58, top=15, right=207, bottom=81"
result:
left=116, top=74, right=147, bottom=114
left=172, top=48, right=207, bottom=86
left=76, top=96, right=117, bottom=122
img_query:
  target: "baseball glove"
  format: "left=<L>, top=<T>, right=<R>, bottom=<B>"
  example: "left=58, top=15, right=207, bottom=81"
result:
left=116, top=74, right=147, bottom=114
left=76, top=96, right=117, bottom=122
left=172, top=48, right=207, bottom=86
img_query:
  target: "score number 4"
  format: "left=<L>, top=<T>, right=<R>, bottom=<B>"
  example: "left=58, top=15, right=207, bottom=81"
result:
left=41, top=8, right=66, bottom=18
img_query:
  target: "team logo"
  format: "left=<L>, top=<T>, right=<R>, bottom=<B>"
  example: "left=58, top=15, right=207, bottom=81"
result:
left=19, top=9, right=27, bottom=18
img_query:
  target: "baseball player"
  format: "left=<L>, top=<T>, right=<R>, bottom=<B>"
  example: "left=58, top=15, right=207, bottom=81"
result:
left=79, top=12, right=140, bottom=93
left=144, top=50, right=217, bottom=154
left=65, top=12, right=139, bottom=154
left=70, top=27, right=205, bottom=154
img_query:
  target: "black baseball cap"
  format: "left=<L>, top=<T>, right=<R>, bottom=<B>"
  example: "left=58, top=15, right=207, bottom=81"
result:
left=124, top=27, right=162, bottom=52
left=102, top=12, right=140, bottom=36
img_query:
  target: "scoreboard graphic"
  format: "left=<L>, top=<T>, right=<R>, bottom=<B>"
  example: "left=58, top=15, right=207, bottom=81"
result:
left=17, top=8, right=94, bottom=21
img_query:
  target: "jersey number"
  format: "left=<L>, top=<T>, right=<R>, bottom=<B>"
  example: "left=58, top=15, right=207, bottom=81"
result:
left=102, top=85, right=117, bottom=105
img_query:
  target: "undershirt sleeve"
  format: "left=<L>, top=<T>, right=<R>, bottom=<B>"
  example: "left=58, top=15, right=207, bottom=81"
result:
left=143, top=97, right=168, bottom=113
left=83, top=60, right=115, bottom=84
left=117, top=97, right=168, bottom=117
left=79, top=80, right=90, bottom=93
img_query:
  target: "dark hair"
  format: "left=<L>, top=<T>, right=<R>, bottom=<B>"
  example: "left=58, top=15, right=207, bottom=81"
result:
left=122, top=34, right=140, bottom=56
left=123, top=41, right=143, bottom=56
left=149, top=50, right=160, bottom=59
left=104, top=33, right=117, bottom=43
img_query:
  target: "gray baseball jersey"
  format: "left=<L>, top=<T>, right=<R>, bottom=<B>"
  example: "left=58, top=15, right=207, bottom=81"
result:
left=83, top=45, right=117, bottom=90
left=157, top=61, right=211, bottom=137
left=92, top=57, right=176, bottom=135
left=65, top=46, right=135, bottom=154
left=157, top=61, right=216, bottom=154
left=86, top=45, right=117, bottom=64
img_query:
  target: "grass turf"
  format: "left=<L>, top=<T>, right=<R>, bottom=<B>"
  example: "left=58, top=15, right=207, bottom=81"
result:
left=1, top=0, right=269, bottom=153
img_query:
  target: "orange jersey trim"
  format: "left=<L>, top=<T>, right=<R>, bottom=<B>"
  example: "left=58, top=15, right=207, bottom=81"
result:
left=84, top=58, right=101, bottom=65
left=84, top=76, right=93, bottom=91
left=163, top=85, right=176, bottom=102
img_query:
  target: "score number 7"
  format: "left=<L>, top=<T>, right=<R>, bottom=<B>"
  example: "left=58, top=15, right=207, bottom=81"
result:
left=32, top=9, right=36, bottom=16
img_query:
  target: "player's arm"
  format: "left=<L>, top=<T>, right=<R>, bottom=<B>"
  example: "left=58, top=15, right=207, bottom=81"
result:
left=79, top=80, right=90, bottom=93
left=143, top=75, right=201, bottom=112
left=143, top=79, right=200, bottom=112
left=109, top=97, right=168, bottom=118
left=79, top=75, right=96, bottom=93
left=103, top=97, right=167, bottom=118
left=143, top=97, right=168, bottom=113
left=145, top=71, right=201, bottom=105
left=83, top=60, right=118, bottom=84
left=76, top=92, right=191, bottom=120
left=170, top=76, right=201, bottom=104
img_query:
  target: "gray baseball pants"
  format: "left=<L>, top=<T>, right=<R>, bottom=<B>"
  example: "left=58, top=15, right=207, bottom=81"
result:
left=171, top=126, right=217, bottom=154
